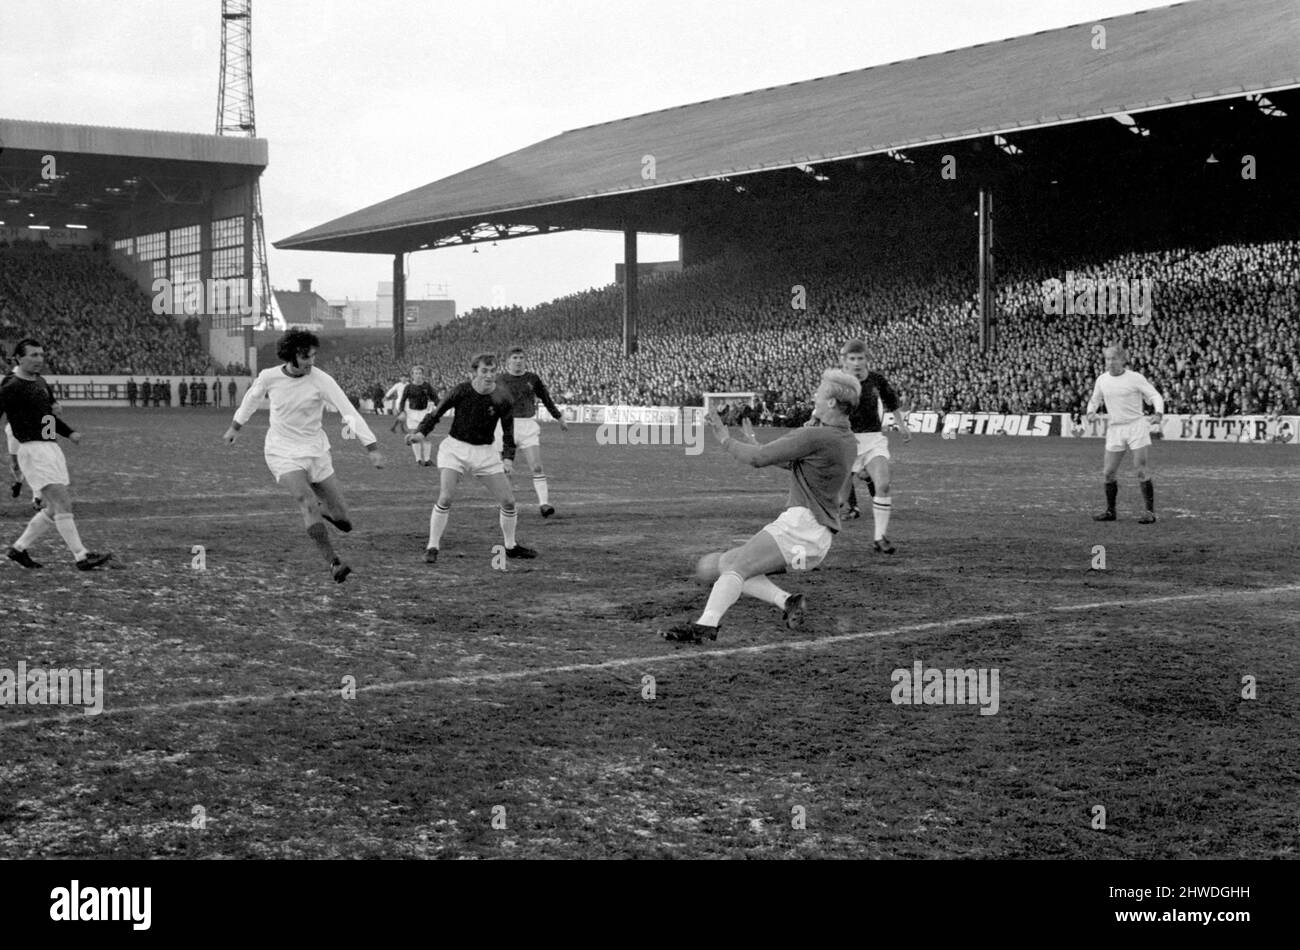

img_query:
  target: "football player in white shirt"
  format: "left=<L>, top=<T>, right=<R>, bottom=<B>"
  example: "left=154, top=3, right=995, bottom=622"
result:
left=1086, top=344, right=1165, bottom=523
left=223, top=330, right=386, bottom=582
left=384, top=375, right=409, bottom=432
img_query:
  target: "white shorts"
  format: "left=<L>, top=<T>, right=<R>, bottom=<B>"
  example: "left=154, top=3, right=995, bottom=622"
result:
left=5, top=425, right=19, bottom=457
left=405, top=408, right=431, bottom=431
left=438, top=436, right=505, bottom=477
left=761, top=507, right=833, bottom=572
left=16, top=441, right=70, bottom=492
left=852, top=432, right=890, bottom=474
left=266, top=452, right=335, bottom=484
left=1105, top=420, right=1152, bottom=453
left=493, top=416, right=541, bottom=452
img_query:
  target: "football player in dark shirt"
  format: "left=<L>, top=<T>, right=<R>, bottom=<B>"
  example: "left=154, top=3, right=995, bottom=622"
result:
left=664, top=369, right=860, bottom=643
left=3, top=369, right=25, bottom=501
left=397, top=365, right=438, bottom=466
left=839, top=339, right=911, bottom=553
left=0, top=340, right=112, bottom=571
left=407, top=353, right=537, bottom=564
left=494, top=346, right=568, bottom=517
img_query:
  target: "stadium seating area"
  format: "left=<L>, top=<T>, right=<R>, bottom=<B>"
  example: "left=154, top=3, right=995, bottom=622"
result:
left=0, top=242, right=211, bottom=375
left=1, top=237, right=1295, bottom=418
left=329, top=238, right=1300, bottom=418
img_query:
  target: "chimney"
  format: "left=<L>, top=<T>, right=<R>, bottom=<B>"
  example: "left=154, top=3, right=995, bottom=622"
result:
left=298, top=279, right=312, bottom=294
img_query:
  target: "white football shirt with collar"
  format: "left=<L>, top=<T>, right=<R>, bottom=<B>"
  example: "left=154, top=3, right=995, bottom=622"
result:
left=234, top=365, right=376, bottom=457
left=1086, top=369, right=1165, bottom=425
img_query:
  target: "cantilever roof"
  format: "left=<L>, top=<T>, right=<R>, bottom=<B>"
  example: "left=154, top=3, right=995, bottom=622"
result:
left=278, top=0, right=1300, bottom=254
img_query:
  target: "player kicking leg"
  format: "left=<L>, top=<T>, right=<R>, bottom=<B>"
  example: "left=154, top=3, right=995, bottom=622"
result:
left=664, top=369, right=860, bottom=643
left=272, top=464, right=357, bottom=581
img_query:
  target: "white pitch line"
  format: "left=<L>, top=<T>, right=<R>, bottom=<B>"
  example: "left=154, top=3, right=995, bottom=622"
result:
left=3, top=583, right=1298, bottom=732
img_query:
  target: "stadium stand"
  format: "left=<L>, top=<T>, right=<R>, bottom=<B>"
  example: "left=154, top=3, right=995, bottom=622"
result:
left=0, top=242, right=247, bottom=375
left=325, top=237, right=1300, bottom=420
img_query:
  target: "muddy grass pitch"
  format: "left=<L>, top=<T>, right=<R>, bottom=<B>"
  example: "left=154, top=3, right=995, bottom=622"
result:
left=1, top=408, right=1295, bottom=858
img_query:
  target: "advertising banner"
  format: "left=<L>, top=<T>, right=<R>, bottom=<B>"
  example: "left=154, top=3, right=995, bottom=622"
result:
left=1062, top=414, right=1298, bottom=444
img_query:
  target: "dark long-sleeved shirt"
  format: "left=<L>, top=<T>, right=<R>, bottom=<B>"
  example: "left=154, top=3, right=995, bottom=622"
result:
left=848, top=371, right=900, bottom=433
left=419, top=382, right=516, bottom=460
left=398, top=381, right=436, bottom=412
left=0, top=373, right=75, bottom=443
left=722, top=423, right=856, bottom=531
left=496, top=371, right=562, bottom=420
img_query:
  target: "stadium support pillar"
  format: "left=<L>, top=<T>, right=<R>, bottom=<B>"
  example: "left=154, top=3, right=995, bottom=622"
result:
left=978, top=188, right=995, bottom=351
left=393, top=254, right=406, bottom=361
left=623, top=227, right=638, bottom=356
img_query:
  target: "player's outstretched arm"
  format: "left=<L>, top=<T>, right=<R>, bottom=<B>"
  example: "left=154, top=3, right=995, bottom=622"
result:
left=534, top=376, right=568, bottom=431
left=500, top=404, right=517, bottom=474
left=227, top=373, right=268, bottom=441
left=50, top=413, right=78, bottom=443
left=1085, top=377, right=1104, bottom=424
left=425, top=389, right=457, bottom=430
left=709, top=408, right=800, bottom=469
left=317, top=373, right=383, bottom=464
left=1139, top=376, right=1166, bottom=421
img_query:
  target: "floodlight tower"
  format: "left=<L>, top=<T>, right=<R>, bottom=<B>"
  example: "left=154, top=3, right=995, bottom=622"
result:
left=217, top=0, right=273, bottom=330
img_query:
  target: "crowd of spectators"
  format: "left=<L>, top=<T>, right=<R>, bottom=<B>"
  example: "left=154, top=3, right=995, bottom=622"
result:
left=0, top=242, right=224, bottom=375
left=2, top=237, right=1295, bottom=419
left=327, top=237, right=1299, bottom=419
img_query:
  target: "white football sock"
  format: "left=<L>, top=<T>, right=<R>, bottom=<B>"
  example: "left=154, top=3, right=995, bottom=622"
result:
left=410, top=441, right=422, bottom=462
left=741, top=574, right=788, bottom=609
left=872, top=494, right=892, bottom=541
left=421, top=441, right=433, bottom=462
left=14, top=510, right=54, bottom=550
left=699, top=570, right=744, bottom=626
left=499, top=505, right=518, bottom=547
left=428, top=504, right=449, bottom=548
left=533, top=475, right=549, bottom=506
left=54, top=512, right=89, bottom=560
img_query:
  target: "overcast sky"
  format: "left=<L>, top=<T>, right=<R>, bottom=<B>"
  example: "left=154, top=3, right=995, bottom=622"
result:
left=2, top=0, right=1162, bottom=312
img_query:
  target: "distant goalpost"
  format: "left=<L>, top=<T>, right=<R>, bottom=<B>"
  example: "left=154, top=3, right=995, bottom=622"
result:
left=702, top=392, right=760, bottom=422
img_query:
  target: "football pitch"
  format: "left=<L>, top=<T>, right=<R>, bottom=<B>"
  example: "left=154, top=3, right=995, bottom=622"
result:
left=1, top=408, right=1296, bottom=859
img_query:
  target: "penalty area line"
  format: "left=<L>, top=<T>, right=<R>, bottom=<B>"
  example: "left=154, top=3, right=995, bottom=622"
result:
left=3, top=583, right=1298, bottom=731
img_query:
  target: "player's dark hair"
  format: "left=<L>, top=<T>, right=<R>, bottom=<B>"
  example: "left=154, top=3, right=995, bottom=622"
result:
left=840, top=339, right=868, bottom=357
left=506, top=346, right=525, bottom=357
left=276, top=328, right=320, bottom=364
left=470, top=352, right=497, bottom=371
left=13, top=338, right=42, bottom=359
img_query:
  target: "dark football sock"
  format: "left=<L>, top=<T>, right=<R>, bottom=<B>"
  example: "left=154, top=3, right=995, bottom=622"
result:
left=865, top=476, right=876, bottom=497
left=1105, top=481, right=1118, bottom=512
left=306, top=522, right=336, bottom=565
left=1140, top=478, right=1154, bottom=512
left=847, top=483, right=858, bottom=509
